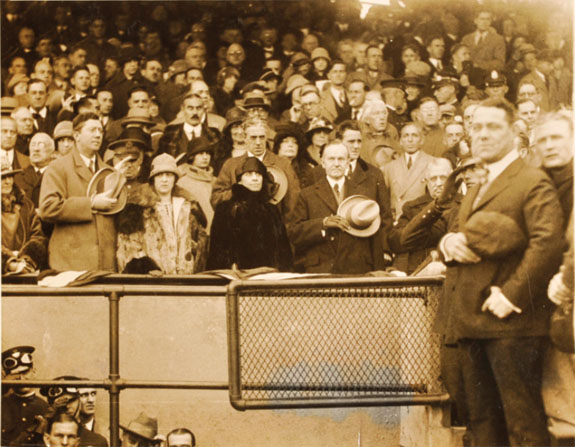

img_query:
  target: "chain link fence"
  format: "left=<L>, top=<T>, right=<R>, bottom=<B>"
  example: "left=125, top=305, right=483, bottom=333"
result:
left=227, top=277, right=447, bottom=410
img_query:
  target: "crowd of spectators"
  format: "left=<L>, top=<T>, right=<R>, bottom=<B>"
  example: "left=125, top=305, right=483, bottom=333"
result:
left=1, top=0, right=573, bottom=445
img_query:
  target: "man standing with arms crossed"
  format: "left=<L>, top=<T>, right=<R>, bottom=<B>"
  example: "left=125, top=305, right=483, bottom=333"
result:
left=440, top=98, right=563, bottom=446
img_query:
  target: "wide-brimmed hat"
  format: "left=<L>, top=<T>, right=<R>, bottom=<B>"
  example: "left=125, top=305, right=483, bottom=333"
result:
left=306, top=117, right=333, bottom=136
left=464, top=211, right=526, bottom=257
left=285, top=74, right=310, bottom=95
left=149, top=153, right=181, bottom=179
left=121, top=108, right=155, bottom=128
left=402, top=75, right=427, bottom=87
left=7, top=74, right=29, bottom=92
left=242, top=96, right=270, bottom=110
left=87, top=167, right=128, bottom=215
left=1, top=96, right=19, bottom=116
left=224, top=107, right=247, bottom=132
left=337, top=195, right=381, bottom=238
left=2, top=345, right=34, bottom=375
left=267, top=165, right=288, bottom=205
left=53, top=120, right=74, bottom=140
left=259, top=69, right=281, bottom=82
left=169, top=59, right=189, bottom=79
left=107, top=127, right=149, bottom=152
left=291, top=52, right=311, bottom=68
left=120, top=412, right=159, bottom=442
left=187, top=136, right=214, bottom=158
left=1, top=162, right=22, bottom=177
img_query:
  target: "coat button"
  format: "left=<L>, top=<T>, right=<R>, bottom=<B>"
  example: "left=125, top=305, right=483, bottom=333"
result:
left=21, top=417, right=27, bottom=422
left=22, top=403, right=27, bottom=407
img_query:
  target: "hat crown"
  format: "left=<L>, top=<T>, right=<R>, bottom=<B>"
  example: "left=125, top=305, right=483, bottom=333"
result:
left=125, top=412, right=158, bottom=440
left=347, top=200, right=379, bottom=228
left=150, top=153, right=181, bottom=179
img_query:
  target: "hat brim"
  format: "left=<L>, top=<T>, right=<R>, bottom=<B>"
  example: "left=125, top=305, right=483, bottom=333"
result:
left=1, top=168, right=23, bottom=176
left=122, top=118, right=156, bottom=128
left=306, top=126, right=332, bottom=136
left=86, top=167, right=128, bottom=215
left=337, top=195, right=381, bottom=238
left=107, top=138, right=148, bottom=152
left=243, top=102, right=271, bottom=110
left=119, top=425, right=157, bottom=442
left=266, top=166, right=288, bottom=205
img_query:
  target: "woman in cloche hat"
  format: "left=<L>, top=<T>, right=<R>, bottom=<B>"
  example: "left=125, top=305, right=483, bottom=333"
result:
left=116, top=153, right=208, bottom=275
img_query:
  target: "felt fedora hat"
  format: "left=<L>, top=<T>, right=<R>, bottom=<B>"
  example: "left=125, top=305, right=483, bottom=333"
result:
left=337, top=195, right=381, bottom=238
left=120, top=412, right=159, bottom=441
left=266, top=165, right=288, bottom=205
left=86, top=167, right=128, bottom=215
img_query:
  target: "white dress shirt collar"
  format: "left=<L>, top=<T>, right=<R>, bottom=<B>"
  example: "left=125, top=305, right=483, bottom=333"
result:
left=326, top=175, right=345, bottom=190
left=484, top=149, right=519, bottom=183
left=183, top=122, right=202, bottom=140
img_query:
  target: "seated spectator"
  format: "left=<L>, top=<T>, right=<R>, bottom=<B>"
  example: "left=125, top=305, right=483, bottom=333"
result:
left=207, top=156, right=293, bottom=271
left=116, top=153, right=207, bottom=274
left=177, top=137, right=216, bottom=233
left=415, top=96, right=446, bottom=157
left=359, top=100, right=399, bottom=166
left=11, top=107, right=35, bottom=156
left=2, top=162, right=47, bottom=274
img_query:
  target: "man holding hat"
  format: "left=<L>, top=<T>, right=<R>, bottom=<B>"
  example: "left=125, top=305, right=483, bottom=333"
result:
left=439, top=98, right=563, bottom=446
left=2, top=346, right=50, bottom=447
left=40, top=377, right=108, bottom=447
left=39, top=113, right=122, bottom=271
left=288, top=140, right=387, bottom=274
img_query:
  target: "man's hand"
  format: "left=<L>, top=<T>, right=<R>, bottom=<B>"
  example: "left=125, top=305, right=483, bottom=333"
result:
left=91, top=192, right=117, bottom=212
left=289, top=103, right=302, bottom=123
left=442, top=232, right=481, bottom=263
left=322, top=215, right=350, bottom=232
left=482, top=286, right=521, bottom=319
left=548, top=269, right=571, bottom=305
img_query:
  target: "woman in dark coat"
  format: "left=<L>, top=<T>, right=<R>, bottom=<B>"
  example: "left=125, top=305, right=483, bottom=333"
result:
left=207, top=157, right=293, bottom=271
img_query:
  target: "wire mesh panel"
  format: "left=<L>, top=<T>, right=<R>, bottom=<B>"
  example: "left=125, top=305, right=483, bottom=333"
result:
left=227, top=277, right=447, bottom=410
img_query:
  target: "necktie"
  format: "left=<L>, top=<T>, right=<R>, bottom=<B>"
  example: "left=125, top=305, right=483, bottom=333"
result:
left=472, top=168, right=490, bottom=208
left=406, top=156, right=412, bottom=170
left=333, top=183, right=342, bottom=204
left=352, top=109, right=358, bottom=120
left=89, top=159, right=95, bottom=173
left=339, top=91, right=346, bottom=106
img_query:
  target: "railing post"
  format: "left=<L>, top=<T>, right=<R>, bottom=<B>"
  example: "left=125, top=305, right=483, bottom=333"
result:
left=109, top=291, right=121, bottom=447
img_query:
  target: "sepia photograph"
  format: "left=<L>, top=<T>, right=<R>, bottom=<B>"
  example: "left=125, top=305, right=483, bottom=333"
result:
left=1, top=0, right=574, bottom=445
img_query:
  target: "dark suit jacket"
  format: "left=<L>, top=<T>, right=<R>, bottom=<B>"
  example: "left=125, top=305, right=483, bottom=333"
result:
left=79, top=425, right=108, bottom=447
left=158, top=123, right=221, bottom=158
left=288, top=175, right=388, bottom=274
left=31, top=106, right=58, bottom=136
left=18, top=165, right=43, bottom=207
left=440, top=158, right=564, bottom=340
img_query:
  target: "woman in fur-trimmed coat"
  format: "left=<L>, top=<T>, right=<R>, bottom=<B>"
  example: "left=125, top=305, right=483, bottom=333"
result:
left=116, top=154, right=208, bottom=275
left=207, top=157, right=293, bottom=271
